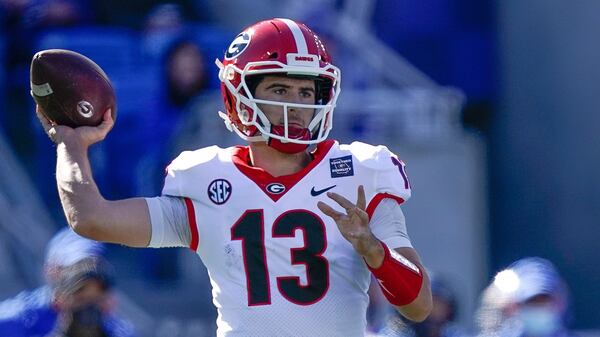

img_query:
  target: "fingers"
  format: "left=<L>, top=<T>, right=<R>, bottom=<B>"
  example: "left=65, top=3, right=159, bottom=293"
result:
left=34, top=105, right=58, bottom=143
left=318, top=188, right=370, bottom=236
left=103, top=108, right=113, bottom=122
left=323, top=186, right=367, bottom=213
left=317, top=201, right=345, bottom=220
left=356, top=185, right=366, bottom=211
left=326, top=191, right=356, bottom=212
left=347, top=206, right=369, bottom=224
left=97, top=109, right=114, bottom=134
left=35, top=105, right=53, bottom=130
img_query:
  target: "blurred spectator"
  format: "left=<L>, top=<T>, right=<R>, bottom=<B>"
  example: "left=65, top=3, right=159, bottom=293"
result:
left=0, top=228, right=135, bottom=337
left=141, top=4, right=186, bottom=61
left=1, top=0, right=97, bottom=214
left=136, top=36, right=211, bottom=197
left=136, top=37, right=211, bottom=285
left=91, top=0, right=209, bottom=29
left=144, top=3, right=184, bottom=32
left=22, top=0, right=93, bottom=29
left=370, top=273, right=466, bottom=337
left=476, top=257, right=575, bottom=337
left=3, top=0, right=94, bottom=70
left=0, top=0, right=31, bottom=29
left=164, top=39, right=209, bottom=108
left=475, top=274, right=514, bottom=337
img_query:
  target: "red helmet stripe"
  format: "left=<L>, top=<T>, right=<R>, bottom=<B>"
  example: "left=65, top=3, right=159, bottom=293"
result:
left=277, top=18, right=308, bottom=54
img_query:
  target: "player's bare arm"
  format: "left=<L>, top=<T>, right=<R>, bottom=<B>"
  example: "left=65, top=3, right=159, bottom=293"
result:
left=317, top=185, right=433, bottom=322
left=36, top=106, right=151, bottom=247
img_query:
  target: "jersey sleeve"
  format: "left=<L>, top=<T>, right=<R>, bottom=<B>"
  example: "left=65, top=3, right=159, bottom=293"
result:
left=348, top=142, right=413, bottom=248
left=369, top=198, right=413, bottom=249
left=145, top=196, right=191, bottom=248
left=161, top=152, right=189, bottom=197
left=161, top=146, right=221, bottom=198
left=359, top=143, right=411, bottom=218
left=151, top=147, right=222, bottom=250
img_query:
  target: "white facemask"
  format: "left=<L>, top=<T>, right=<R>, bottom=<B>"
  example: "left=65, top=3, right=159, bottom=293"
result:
left=518, top=306, right=562, bottom=336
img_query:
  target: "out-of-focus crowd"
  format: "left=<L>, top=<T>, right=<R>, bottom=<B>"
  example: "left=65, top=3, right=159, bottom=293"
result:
left=368, top=256, right=576, bottom=337
left=0, top=0, right=219, bottom=204
left=0, top=228, right=135, bottom=336
left=0, top=227, right=578, bottom=337
left=0, top=0, right=226, bottom=290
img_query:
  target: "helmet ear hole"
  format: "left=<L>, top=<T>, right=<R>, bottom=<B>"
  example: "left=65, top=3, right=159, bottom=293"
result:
left=268, top=52, right=278, bottom=59
left=224, top=90, right=235, bottom=113
left=245, top=75, right=264, bottom=98
left=317, top=78, right=334, bottom=103
left=239, top=108, right=250, bottom=123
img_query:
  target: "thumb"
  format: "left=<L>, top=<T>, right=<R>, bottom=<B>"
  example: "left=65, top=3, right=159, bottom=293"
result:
left=97, top=108, right=114, bottom=132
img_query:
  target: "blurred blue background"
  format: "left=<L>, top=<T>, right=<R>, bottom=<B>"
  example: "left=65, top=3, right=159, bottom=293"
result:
left=0, top=0, right=598, bottom=336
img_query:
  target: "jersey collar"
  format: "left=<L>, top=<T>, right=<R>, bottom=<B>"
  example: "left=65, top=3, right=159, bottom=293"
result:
left=231, top=139, right=336, bottom=202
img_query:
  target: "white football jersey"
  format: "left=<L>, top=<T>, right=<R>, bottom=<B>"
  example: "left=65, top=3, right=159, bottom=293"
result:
left=150, top=140, right=411, bottom=337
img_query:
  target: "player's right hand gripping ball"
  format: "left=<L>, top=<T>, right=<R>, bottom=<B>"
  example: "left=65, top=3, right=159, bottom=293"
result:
left=30, top=49, right=117, bottom=128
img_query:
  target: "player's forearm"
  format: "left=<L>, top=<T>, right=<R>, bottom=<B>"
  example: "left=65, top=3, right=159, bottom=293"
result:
left=394, top=263, right=432, bottom=322
left=356, top=233, right=386, bottom=268
left=367, top=245, right=432, bottom=322
left=56, top=141, right=106, bottom=237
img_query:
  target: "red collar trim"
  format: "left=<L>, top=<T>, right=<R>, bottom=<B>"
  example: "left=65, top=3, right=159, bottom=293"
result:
left=232, top=140, right=336, bottom=202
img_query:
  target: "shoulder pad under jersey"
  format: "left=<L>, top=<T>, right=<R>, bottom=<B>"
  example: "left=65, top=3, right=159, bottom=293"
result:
left=163, top=145, right=229, bottom=197
left=340, top=141, right=399, bottom=171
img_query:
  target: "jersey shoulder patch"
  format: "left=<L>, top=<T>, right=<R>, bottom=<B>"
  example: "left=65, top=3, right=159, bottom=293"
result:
left=339, top=141, right=399, bottom=171
left=339, top=142, right=411, bottom=203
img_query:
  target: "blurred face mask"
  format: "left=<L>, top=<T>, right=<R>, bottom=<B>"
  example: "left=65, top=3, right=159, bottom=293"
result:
left=64, top=303, right=108, bottom=337
left=518, top=306, right=561, bottom=336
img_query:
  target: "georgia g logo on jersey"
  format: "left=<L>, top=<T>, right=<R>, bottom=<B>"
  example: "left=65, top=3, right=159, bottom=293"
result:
left=225, top=32, right=251, bottom=60
left=266, top=183, right=285, bottom=194
left=208, top=179, right=232, bottom=205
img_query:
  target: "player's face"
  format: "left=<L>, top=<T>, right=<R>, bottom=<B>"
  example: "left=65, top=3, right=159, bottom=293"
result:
left=57, top=278, right=108, bottom=311
left=253, top=76, right=316, bottom=128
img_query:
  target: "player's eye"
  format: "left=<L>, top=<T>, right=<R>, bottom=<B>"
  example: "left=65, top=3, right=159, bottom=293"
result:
left=273, top=88, right=287, bottom=95
left=300, top=91, right=314, bottom=99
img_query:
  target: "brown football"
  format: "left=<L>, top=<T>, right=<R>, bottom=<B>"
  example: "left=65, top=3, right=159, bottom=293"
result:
left=30, top=49, right=117, bottom=128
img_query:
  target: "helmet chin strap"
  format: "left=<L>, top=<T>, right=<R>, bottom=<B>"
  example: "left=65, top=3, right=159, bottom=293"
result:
left=267, top=125, right=311, bottom=154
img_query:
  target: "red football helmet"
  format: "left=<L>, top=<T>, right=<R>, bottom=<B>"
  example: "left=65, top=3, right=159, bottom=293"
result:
left=216, top=18, right=341, bottom=153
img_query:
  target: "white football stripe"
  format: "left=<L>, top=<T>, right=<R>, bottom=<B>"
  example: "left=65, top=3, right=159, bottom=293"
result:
left=31, top=82, right=53, bottom=96
left=277, top=18, right=308, bottom=54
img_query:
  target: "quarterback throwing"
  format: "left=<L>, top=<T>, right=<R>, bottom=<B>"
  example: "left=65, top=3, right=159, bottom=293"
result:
left=36, top=18, right=432, bottom=337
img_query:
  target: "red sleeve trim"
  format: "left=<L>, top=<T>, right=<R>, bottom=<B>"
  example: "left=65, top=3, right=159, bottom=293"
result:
left=366, top=193, right=405, bottom=220
left=183, top=197, right=199, bottom=251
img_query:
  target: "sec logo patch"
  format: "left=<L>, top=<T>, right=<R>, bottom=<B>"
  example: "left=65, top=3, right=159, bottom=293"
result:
left=208, top=179, right=232, bottom=205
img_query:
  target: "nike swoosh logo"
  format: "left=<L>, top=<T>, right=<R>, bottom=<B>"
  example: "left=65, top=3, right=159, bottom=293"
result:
left=310, top=185, right=336, bottom=196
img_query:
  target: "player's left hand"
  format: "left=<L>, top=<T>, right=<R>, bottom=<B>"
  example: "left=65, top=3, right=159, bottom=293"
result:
left=317, top=185, right=380, bottom=257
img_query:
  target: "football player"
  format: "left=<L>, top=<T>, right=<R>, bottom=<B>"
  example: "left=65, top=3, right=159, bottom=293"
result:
left=0, top=228, right=134, bottom=337
left=36, top=18, right=432, bottom=337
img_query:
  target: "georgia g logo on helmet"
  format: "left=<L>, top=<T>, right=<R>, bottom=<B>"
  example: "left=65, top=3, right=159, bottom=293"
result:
left=225, top=32, right=251, bottom=60
left=216, top=18, right=342, bottom=154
